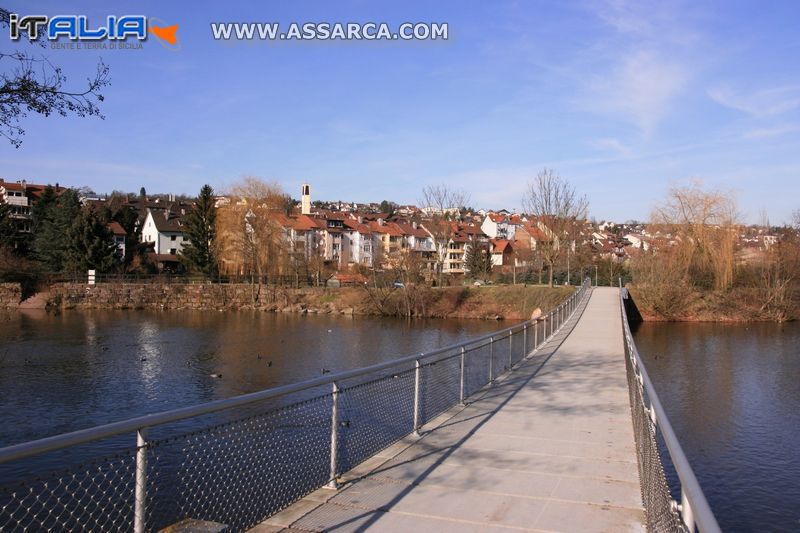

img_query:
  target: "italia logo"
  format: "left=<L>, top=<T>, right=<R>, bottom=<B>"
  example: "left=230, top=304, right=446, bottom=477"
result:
left=8, top=14, right=178, bottom=46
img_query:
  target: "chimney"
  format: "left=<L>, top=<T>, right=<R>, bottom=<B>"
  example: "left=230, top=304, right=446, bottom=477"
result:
left=301, top=183, right=311, bottom=215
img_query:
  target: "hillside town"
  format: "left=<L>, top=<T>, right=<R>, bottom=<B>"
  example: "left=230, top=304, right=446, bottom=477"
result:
left=0, top=177, right=789, bottom=289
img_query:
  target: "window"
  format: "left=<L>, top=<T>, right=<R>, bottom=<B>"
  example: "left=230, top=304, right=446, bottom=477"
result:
left=169, top=248, right=177, bottom=255
left=171, top=235, right=177, bottom=241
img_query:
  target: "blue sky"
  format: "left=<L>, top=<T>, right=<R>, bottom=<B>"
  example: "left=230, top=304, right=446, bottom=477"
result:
left=2, top=0, right=800, bottom=224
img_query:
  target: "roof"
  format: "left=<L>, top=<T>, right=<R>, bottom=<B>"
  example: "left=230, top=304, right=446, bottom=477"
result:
left=342, top=219, right=372, bottom=234
left=107, top=221, right=127, bottom=235
left=0, top=179, right=67, bottom=198
left=490, top=239, right=513, bottom=253
left=518, top=223, right=550, bottom=242
left=394, top=221, right=430, bottom=239
left=147, top=203, right=192, bottom=233
left=294, top=215, right=320, bottom=231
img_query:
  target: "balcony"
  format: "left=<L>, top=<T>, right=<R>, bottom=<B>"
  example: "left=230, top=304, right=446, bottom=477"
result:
left=3, top=196, right=27, bottom=207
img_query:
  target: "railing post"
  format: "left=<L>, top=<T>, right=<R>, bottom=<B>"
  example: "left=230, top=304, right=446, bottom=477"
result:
left=134, top=428, right=148, bottom=533
left=489, top=336, right=494, bottom=382
left=327, top=381, right=339, bottom=489
left=523, top=323, right=527, bottom=358
left=681, top=490, right=696, bottom=531
left=534, top=319, right=538, bottom=348
left=508, top=330, right=513, bottom=368
left=413, top=359, right=421, bottom=436
left=459, top=347, right=466, bottom=404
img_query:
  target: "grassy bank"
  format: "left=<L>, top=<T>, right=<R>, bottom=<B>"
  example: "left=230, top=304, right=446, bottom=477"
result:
left=269, top=284, right=574, bottom=320
left=628, top=284, right=799, bottom=322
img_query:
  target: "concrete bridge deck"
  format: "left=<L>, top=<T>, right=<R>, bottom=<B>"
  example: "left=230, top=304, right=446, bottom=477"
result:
left=257, top=287, right=644, bottom=532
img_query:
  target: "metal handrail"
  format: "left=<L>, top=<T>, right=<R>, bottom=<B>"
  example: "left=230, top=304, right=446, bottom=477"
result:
left=0, top=278, right=591, bottom=532
left=0, top=279, right=589, bottom=465
left=619, top=284, right=721, bottom=533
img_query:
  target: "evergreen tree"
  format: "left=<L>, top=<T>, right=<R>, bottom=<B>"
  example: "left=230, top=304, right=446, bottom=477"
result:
left=30, top=185, right=58, bottom=232
left=379, top=200, right=395, bottom=216
left=32, top=189, right=81, bottom=271
left=65, top=209, right=119, bottom=274
left=180, top=184, right=218, bottom=278
left=0, top=202, right=15, bottom=248
left=465, top=242, right=493, bottom=279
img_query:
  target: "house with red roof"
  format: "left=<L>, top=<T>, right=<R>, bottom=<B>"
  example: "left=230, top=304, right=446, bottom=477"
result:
left=0, top=178, right=67, bottom=235
left=107, top=221, right=127, bottom=260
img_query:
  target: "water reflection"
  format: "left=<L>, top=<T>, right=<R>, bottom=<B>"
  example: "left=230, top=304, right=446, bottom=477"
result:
left=0, top=310, right=507, bottom=448
left=633, top=321, right=800, bottom=532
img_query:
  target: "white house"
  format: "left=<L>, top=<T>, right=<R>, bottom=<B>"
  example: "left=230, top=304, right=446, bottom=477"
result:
left=141, top=204, right=191, bottom=255
left=481, top=213, right=519, bottom=240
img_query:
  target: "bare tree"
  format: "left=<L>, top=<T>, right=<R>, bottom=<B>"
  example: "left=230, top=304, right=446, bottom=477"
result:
left=419, top=184, right=469, bottom=286
left=522, top=169, right=589, bottom=287
left=0, top=9, right=110, bottom=147
left=217, top=177, right=288, bottom=287
left=651, top=181, right=738, bottom=291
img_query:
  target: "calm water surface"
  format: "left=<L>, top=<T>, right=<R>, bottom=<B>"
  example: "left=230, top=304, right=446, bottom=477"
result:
left=0, top=309, right=507, bottom=448
left=633, top=321, right=800, bottom=533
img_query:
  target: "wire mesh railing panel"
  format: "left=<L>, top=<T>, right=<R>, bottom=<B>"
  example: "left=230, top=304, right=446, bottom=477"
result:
left=146, top=394, right=332, bottom=532
left=419, top=353, right=461, bottom=424
left=337, top=368, right=416, bottom=472
left=0, top=282, right=591, bottom=533
left=463, top=341, right=491, bottom=398
left=624, top=348, right=687, bottom=532
left=510, top=329, right=524, bottom=367
left=0, top=449, right=136, bottom=532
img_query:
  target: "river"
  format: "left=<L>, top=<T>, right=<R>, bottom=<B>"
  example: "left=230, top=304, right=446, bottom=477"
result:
left=0, top=309, right=507, bottom=448
left=3, top=310, right=797, bottom=531
left=632, top=321, right=800, bottom=532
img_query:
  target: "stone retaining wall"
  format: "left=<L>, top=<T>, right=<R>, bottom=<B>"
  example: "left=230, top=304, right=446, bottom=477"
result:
left=0, top=283, right=21, bottom=309
left=47, top=283, right=330, bottom=312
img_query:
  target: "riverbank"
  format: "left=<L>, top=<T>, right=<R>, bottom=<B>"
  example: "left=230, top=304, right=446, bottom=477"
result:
left=11, top=282, right=574, bottom=320
left=628, top=284, right=799, bottom=322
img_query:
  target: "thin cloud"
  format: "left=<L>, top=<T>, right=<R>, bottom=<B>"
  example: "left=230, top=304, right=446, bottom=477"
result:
left=743, top=124, right=800, bottom=139
left=709, top=85, right=800, bottom=117
left=584, top=50, right=689, bottom=136
left=590, top=137, right=633, bottom=156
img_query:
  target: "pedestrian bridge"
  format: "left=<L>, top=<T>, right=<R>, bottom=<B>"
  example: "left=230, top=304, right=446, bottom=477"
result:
left=0, top=281, right=719, bottom=532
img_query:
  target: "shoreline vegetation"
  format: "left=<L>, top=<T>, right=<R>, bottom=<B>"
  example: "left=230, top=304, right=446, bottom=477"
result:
left=628, top=285, right=799, bottom=322
left=10, top=283, right=575, bottom=321
left=6, top=280, right=798, bottom=322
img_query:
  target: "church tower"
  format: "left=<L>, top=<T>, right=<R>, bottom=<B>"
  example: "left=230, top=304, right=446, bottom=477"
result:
left=301, top=183, right=311, bottom=215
